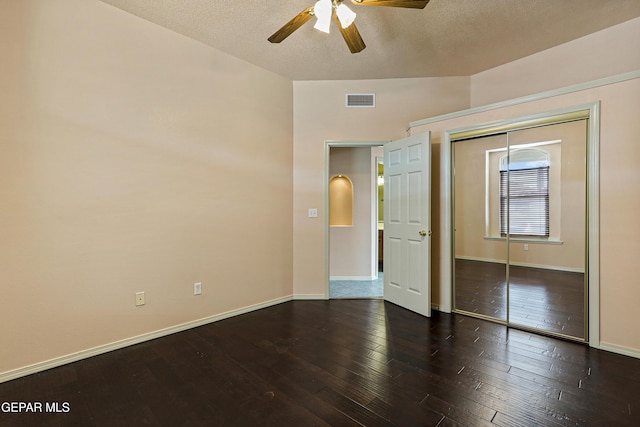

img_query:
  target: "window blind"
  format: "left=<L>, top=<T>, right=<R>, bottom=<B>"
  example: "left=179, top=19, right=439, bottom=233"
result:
left=499, top=167, right=549, bottom=237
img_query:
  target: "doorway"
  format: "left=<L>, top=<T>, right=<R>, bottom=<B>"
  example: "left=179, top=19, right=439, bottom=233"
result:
left=327, top=144, right=384, bottom=299
left=325, top=133, right=432, bottom=319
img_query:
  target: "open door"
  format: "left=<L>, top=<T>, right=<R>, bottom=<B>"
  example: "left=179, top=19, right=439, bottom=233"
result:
left=384, top=133, right=431, bottom=317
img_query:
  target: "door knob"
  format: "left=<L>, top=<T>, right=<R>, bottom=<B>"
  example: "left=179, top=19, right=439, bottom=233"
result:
left=419, top=230, right=427, bottom=237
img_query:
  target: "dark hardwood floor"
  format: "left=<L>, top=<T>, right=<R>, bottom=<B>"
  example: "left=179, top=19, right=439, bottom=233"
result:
left=2, top=300, right=639, bottom=426
left=455, top=259, right=585, bottom=339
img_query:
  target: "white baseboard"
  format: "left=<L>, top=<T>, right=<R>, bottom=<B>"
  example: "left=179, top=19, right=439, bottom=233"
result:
left=7, top=295, right=633, bottom=385
left=0, top=295, right=293, bottom=384
left=455, top=255, right=584, bottom=273
left=330, top=275, right=377, bottom=281
left=293, top=294, right=327, bottom=300
left=598, top=342, right=640, bottom=360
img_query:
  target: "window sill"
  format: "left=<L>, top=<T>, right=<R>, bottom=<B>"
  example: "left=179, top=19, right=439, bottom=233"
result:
left=483, top=236, right=563, bottom=245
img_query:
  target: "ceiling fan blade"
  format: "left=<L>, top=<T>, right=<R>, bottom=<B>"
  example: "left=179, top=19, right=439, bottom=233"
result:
left=351, top=0, right=430, bottom=9
left=334, top=14, right=366, bottom=54
left=268, top=6, right=315, bottom=43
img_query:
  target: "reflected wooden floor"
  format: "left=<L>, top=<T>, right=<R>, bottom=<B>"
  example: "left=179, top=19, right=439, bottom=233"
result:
left=1, top=300, right=639, bottom=426
left=455, top=259, right=585, bottom=339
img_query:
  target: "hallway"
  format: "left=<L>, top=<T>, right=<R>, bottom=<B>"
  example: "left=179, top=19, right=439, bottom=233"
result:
left=330, top=273, right=383, bottom=298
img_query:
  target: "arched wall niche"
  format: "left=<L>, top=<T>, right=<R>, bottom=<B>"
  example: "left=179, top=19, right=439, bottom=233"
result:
left=329, top=174, right=354, bottom=226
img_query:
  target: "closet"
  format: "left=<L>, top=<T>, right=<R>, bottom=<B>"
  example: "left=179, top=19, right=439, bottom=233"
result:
left=452, top=119, right=588, bottom=341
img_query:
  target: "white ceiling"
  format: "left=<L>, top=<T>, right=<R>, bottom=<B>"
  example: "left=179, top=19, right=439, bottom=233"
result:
left=98, top=0, right=640, bottom=80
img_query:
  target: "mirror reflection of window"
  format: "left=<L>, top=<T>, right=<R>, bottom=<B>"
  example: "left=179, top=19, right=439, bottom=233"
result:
left=499, top=148, right=550, bottom=237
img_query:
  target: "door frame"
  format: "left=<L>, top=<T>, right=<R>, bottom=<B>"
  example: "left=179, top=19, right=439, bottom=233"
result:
left=324, top=140, right=389, bottom=298
left=441, top=102, right=600, bottom=346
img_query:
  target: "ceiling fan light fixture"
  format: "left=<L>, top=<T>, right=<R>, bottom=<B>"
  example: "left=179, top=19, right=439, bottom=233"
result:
left=313, top=0, right=332, bottom=33
left=269, top=0, right=429, bottom=53
left=336, top=3, right=356, bottom=28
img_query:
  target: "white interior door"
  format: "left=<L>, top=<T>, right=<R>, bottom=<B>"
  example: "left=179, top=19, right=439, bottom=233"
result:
left=384, top=133, right=431, bottom=317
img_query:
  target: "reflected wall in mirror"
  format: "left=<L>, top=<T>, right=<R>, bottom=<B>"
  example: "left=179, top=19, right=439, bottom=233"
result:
left=453, top=120, right=588, bottom=340
left=454, top=134, right=508, bottom=321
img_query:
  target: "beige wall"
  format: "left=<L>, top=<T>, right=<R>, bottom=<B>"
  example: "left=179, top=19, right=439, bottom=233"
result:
left=293, top=77, right=470, bottom=297
left=291, top=16, right=640, bottom=357
left=411, top=76, right=640, bottom=354
left=0, top=0, right=293, bottom=376
left=471, top=17, right=640, bottom=106
left=443, top=18, right=640, bottom=354
left=329, top=147, right=376, bottom=279
left=3, top=0, right=639, bottom=380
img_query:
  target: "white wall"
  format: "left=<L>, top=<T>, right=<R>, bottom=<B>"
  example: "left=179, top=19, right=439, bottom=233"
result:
left=0, top=0, right=293, bottom=377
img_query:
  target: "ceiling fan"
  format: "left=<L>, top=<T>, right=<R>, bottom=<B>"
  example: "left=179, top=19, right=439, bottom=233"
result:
left=268, top=0, right=430, bottom=54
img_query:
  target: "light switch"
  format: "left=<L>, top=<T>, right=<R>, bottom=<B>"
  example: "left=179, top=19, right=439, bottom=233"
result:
left=308, top=208, right=318, bottom=218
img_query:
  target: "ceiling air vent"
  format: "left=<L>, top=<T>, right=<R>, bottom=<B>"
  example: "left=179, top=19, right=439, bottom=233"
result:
left=346, top=93, right=375, bottom=108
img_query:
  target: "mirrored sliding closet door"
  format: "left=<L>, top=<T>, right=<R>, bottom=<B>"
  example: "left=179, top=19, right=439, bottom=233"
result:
left=453, top=119, right=588, bottom=341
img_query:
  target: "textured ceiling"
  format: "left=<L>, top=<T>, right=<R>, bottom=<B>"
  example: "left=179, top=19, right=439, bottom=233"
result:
left=98, top=0, right=640, bottom=80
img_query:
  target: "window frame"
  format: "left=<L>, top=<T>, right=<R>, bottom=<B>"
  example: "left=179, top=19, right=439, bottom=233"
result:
left=499, top=165, right=550, bottom=238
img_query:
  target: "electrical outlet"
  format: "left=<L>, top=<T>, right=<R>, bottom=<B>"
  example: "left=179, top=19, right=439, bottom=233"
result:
left=135, top=291, right=145, bottom=306
left=524, top=244, right=529, bottom=251
left=194, top=282, right=202, bottom=295
left=308, top=208, right=318, bottom=218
